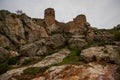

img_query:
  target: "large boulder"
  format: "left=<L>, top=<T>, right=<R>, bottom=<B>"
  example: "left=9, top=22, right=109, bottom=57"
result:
left=0, top=10, right=48, bottom=49
left=45, top=34, right=65, bottom=50
left=20, top=39, right=46, bottom=57
left=32, top=48, right=71, bottom=67
left=80, top=45, right=120, bottom=64
left=20, top=34, right=65, bottom=57
left=20, top=14, right=48, bottom=43
left=0, top=34, right=11, bottom=48
left=69, top=36, right=87, bottom=49
left=0, top=47, right=9, bottom=62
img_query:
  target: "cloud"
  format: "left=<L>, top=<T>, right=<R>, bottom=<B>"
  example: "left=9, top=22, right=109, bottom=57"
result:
left=0, top=0, right=120, bottom=29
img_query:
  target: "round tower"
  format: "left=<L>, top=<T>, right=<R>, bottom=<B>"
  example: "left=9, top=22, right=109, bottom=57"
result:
left=44, top=8, right=55, bottom=26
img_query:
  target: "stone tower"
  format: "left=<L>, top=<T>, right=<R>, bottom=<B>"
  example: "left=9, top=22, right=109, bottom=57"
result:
left=73, top=14, right=86, bottom=28
left=44, top=8, right=55, bottom=26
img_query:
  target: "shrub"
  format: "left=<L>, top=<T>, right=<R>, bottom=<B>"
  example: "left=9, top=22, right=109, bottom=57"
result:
left=7, top=56, right=20, bottom=65
left=56, top=49, right=82, bottom=65
left=23, top=66, right=49, bottom=75
left=22, top=59, right=33, bottom=65
left=0, top=63, right=9, bottom=74
left=114, top=32, right=120, bottom=41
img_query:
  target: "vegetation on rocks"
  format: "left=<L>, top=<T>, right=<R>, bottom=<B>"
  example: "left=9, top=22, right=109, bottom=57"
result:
left=0, top=63, right=10, bottom=74
left=23, top=66, right=49, bottom=75
left=0, top=8, right=120, bottom=80
left=7, top=56, right=20, bottom=65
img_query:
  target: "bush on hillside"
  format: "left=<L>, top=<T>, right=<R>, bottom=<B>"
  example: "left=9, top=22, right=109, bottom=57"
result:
left=7, top=56, right=20, bottom=65
left=0, top=63, right=9, bottom=74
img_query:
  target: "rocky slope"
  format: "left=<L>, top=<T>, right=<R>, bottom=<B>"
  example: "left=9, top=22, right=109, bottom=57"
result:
left=32, top=62, right=120, bottom=80
left=0, top=49, right=70, bottom=80
left=81, top=45, right=120, bottom=64
left=0, top=8, right=120, bottom=80
left=0, top=8, right=93, bottom=62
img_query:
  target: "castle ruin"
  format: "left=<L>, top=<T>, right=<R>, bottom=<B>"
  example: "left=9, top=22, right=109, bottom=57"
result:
left=44, top=8, right=55, bottom=26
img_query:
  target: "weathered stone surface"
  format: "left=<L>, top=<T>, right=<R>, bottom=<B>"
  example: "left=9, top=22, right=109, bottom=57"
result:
left=20, top=34, right=65, bottom=57
left=0, top=10, right=48, bottom=49
left=32, top=62, right=120, bottom=80
left=81, top=45, right=120, bottom=64
left=0, top=9, right=95, bottom=59
left=0, top=49, right=70, bottom=80
left=9, top=50, right=19, bottom=58
left=85, top=22, right=94, bottom=41
left=94, top=30, right=114, bottom=42
left=0, top=47, right=9, bottom=62
left=20, top=39, right=46, bottom=57
left=20, top=14, right=48, bottom=42
left=20, top=43, right=38, bottom=57
left=46, top=24, right=59, bottom=34
left=0, top=34, right=10, bottom=48
left=69, top=36, right=87, bottom=49
left=32, top=48, right=70, bottom=67
left=45, top=34, right=65, bottom=49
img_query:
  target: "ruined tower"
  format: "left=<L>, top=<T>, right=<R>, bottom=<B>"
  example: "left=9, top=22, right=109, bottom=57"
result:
left=44, top=8, right=55, bottom=26
left=66, top=14, right=87, bottom=33
left=73, top=14, right=86, bottom=28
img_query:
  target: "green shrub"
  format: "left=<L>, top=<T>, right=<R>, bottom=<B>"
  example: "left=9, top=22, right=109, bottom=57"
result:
left=7, top=56, right=20, bottom=65
left=114, top=32, right=120, bottom=41
left=56, top=49, right=82, bottom=65
left=0, top=63, right=9, bottom=74
left=23, top=66, right=49, bottom=75
left=22, top=59, right=33, bottom=65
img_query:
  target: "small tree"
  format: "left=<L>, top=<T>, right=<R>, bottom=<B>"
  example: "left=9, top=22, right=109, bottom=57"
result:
left=114, top=32, right=120, bottom=41
left=16, top=10, right=23, bottom=15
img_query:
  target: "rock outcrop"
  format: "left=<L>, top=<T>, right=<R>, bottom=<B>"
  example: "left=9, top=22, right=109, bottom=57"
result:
left=94, top=30, right=114, bottom=42
left=32, top=49, right=70, bottom=67
left=0, top=49, right=70, bottom=80
left=0, top=8, right=120, bottom=80
left=32, top=62, right=120, bottom=80
left=0, top=8, right=95, bottom=58
left=45, top=34, right=65, bottom=50
left=0, top=47, right=9, bottom=62
left=20, top=39, right=46, bottom=57
left=20, top=34, right=65, bottom=57
left=0, top=10, right=48, bottom=49
left=68, top=36, right=87, bottom=49
left=81, top=45, right=120, bottom=64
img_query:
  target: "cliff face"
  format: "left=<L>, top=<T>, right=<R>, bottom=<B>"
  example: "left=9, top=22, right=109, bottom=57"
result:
left=0, top=8, right=94, bottom=51
left=0, top=10, right=48, bottom=48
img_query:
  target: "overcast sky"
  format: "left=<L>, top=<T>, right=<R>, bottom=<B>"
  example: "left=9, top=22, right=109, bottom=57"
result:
left=0, top=0, right=120, bottom=29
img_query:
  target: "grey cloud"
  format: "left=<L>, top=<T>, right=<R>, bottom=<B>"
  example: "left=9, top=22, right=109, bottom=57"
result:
left=0, top=0, right=120, bottom=29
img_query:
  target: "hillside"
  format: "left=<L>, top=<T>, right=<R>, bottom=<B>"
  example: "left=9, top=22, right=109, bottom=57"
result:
left=0, top=8, right=120, bottom=80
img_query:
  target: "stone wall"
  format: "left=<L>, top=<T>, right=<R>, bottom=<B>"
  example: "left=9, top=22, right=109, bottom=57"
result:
left=65, top=14, right=87, bottom=33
